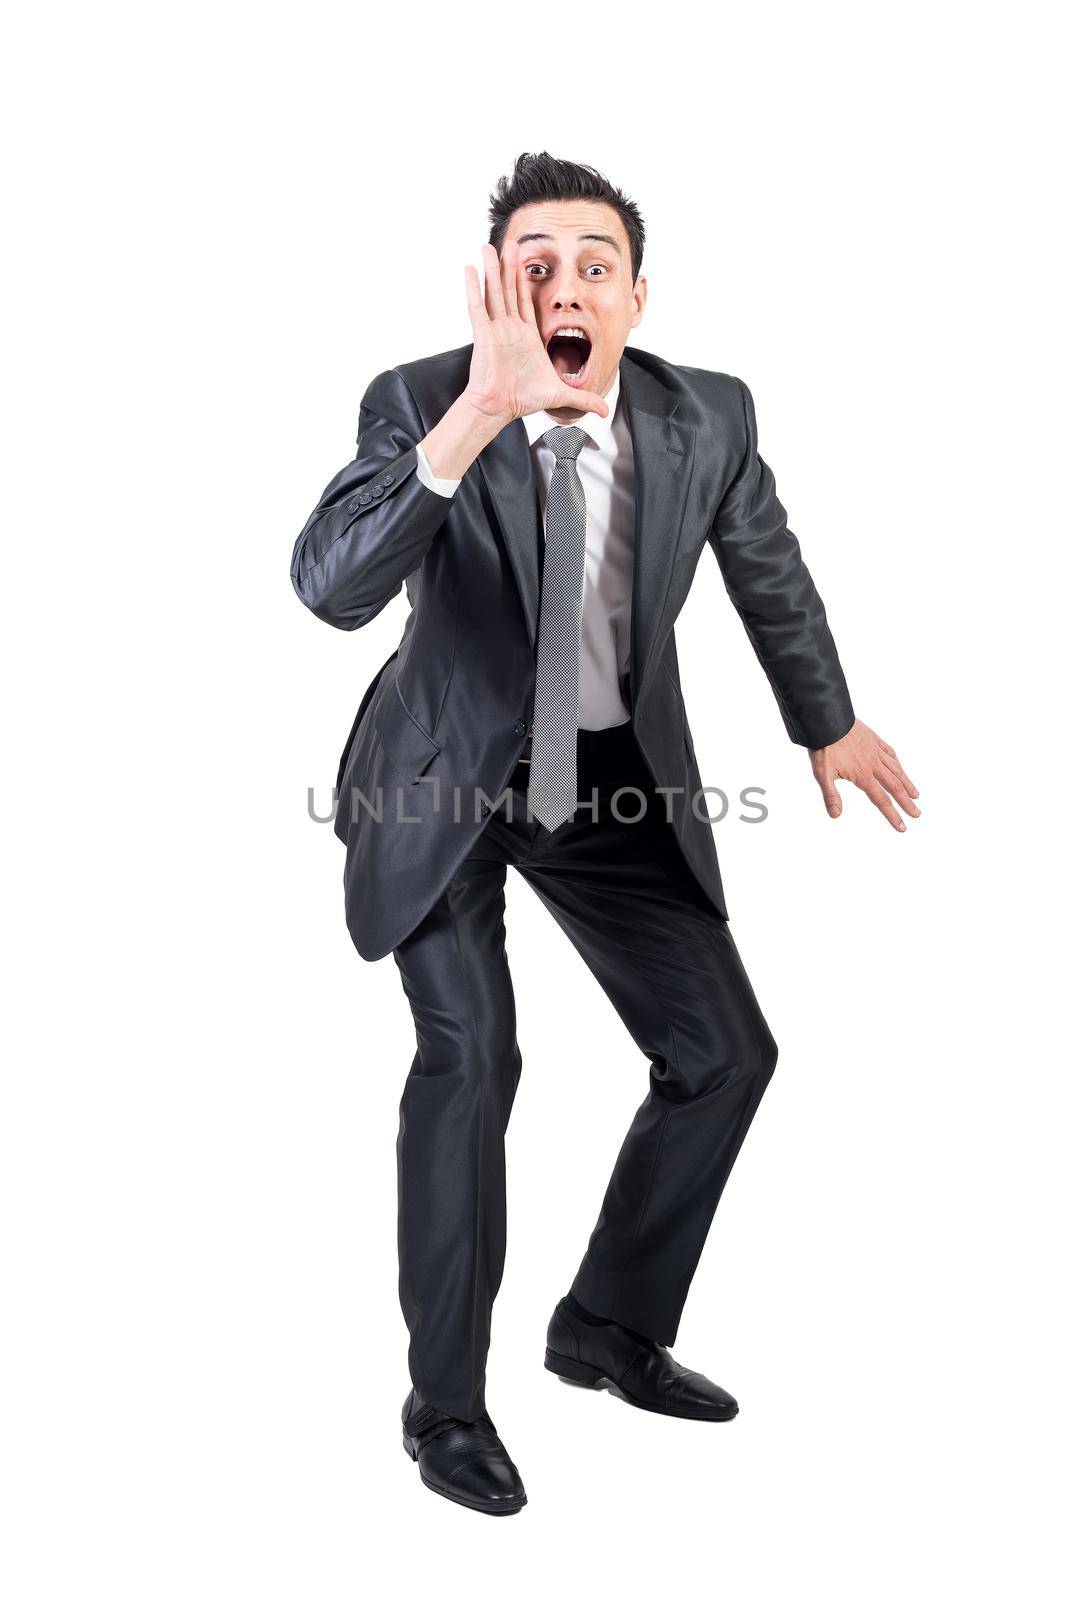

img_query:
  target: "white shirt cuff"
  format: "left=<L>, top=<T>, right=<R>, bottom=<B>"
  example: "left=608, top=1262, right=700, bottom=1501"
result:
left=415, top=441, right=462, bottom=499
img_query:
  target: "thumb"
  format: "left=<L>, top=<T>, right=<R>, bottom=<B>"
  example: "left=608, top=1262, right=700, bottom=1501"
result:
left=563, top=388, right=609, bottom=418
left=818, top=772, right=842, bottom=818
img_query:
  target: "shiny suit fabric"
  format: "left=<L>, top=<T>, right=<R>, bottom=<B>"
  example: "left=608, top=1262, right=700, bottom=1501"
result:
left=290, top=345, right=855, bottom=963
left=290, top=346, right=854, bottom=1421
left=392, top=723, right=777, bottom=1422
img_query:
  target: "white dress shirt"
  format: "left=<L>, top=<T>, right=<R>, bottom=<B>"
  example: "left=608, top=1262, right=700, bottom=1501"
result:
left=414, top=368, right=635, bottom=729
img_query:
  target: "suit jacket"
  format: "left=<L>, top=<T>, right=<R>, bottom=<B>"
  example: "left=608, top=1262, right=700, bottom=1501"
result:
left=291, top=344, right=855, bottom=961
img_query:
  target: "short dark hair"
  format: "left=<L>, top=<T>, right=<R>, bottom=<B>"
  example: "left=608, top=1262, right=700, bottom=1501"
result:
left=488, top=152, right=645, bottom=282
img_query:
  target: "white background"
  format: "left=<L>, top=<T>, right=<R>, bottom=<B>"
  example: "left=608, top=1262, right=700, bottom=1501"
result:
left=3, top=3, right=1065, bottom=1595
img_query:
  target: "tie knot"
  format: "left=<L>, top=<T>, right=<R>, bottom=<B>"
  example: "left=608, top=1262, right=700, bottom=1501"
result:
left=543, top=424, right=589, bottom=463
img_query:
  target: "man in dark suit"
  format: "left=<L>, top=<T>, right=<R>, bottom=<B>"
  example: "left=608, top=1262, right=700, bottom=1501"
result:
left=291, top=153, right=918, bottom=1516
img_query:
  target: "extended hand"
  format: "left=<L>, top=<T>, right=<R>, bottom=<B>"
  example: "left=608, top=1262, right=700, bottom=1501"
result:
left=463, top=241, right=609, bottom=425
left=809, top=719, right=920, bottom=832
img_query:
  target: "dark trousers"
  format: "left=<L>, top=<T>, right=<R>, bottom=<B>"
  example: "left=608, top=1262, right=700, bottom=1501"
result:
left=391, top=720, right=778, bottom=1421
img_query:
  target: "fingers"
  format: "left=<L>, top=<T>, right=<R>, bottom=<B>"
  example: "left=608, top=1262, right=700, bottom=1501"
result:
left=465, top=264, right=490, bottom=330
left=876, top=745, right=920, bottom=800
left=882, top=751, right=919, bottom=798
left=817, top=734, right=919, bottom=831
left=876, top=760, right=921, bottom=818
left=894, top=760, right=919, bottom=799
left=481, top=242, right=505, bottom=319
left=816, top=769, right=842, bottom=818
left=517, top=251, right=537, bottom=324
left=858, top=774, right=906, bottom=832
left=877, top=736, right=919, bottom=797
left=553, top=386, right=610, bottom=418
left=499, top=239, right=520, bottom=319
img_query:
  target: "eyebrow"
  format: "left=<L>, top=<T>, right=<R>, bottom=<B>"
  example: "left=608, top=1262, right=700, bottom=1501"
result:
left=515, top=231, right=622, bottom=257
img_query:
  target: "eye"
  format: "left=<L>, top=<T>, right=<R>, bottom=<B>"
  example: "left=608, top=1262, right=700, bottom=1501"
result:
left=525, top=263, right=549, bottom=278
left=586, top=264, right=608, bottom=277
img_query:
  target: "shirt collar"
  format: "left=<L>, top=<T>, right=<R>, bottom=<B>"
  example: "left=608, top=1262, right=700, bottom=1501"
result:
left=522, top=367, right=621, bottom=454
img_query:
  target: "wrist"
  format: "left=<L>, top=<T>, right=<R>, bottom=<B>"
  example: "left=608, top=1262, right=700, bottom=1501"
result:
left=420, top=393, right=507, bottom=481
left=456, top=389, right=512, bottom=436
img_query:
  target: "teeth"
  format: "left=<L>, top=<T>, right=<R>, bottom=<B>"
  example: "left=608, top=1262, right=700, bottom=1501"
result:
left=553, top=328, right=588, bottom=341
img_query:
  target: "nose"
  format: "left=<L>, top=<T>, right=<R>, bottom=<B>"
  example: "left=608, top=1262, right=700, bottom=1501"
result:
left=551, top=267, right=585, bottom=311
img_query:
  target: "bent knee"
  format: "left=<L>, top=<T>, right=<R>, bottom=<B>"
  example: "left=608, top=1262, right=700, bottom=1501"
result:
left=728, top=1019, right=777, bottom=1094
left=408, top=1017, right=521, bottom=1092
left=756, top=1024, right=778, bottom=1085
left=682, top=1015, right=777, bottom=1099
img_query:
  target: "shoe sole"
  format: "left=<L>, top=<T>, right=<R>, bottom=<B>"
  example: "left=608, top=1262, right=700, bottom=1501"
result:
left=402, top=1432, right=527, bottom=1515
left=544, top=1347, right=739, bottom=1422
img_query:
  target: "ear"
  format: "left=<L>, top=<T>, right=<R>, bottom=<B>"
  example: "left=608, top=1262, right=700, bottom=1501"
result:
left=630, top=274, right=648, bottom=329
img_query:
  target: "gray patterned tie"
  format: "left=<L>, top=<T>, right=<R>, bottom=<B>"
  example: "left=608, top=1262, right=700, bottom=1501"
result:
left=527, top=425, right=590, bottom=831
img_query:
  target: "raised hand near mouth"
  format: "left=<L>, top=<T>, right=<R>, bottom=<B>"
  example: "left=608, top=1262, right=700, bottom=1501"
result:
left=463, top=241, right=609, bottom=424
left=417, top=241, right=609, bottom=483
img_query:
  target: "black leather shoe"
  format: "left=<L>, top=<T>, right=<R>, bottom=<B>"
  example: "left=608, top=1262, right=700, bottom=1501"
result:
left=545, top=1299, right=739, bottom=1421
left=400, top=1388, right=527, bottom=1515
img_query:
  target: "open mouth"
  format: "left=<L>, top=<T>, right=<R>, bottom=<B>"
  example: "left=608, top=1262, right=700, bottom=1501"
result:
left=546, top=328, right=593, bottom=387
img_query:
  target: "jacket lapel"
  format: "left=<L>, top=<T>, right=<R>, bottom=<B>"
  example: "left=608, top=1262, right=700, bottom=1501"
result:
left=476, top=351, right=696, bottom=703
left=476, top=418, right=542, bottom=651
left=620, top=354, right=696, bottom=710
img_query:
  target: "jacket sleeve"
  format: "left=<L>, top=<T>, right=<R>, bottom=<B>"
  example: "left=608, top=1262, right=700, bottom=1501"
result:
left=708, top=377, right=856, bottom=749
left=290, top=367, right=455, bottom=630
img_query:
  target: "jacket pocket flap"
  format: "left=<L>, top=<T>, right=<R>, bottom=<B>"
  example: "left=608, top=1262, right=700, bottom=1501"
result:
left=372, top=680, right=442, bottom=784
